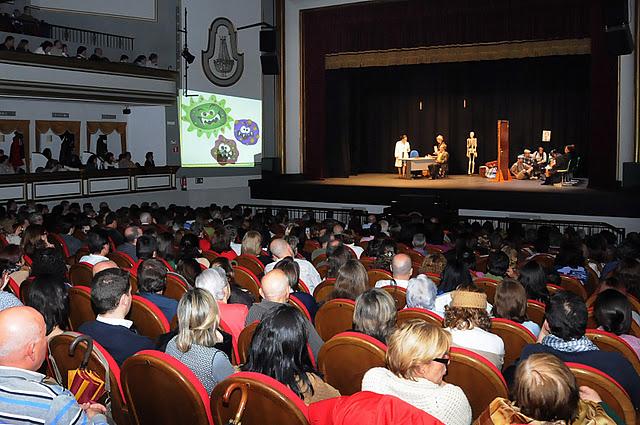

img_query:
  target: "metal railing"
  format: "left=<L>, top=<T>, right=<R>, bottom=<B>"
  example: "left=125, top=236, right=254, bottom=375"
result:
left=458, top=215, right=626, bottom=244
left=237, top=204, right=369, bottom=225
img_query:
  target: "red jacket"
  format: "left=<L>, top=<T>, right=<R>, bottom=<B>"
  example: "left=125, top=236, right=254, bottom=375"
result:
left=309, top=392, right=445, bottom=425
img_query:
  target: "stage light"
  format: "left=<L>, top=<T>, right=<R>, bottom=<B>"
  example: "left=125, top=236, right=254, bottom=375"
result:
left=181, top=47, right=195, bottom=64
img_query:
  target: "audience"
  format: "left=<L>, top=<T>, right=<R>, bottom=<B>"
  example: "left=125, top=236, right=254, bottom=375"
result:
left=0, top=307, right=108, bottom=424
left=117, top=225, right=141, bottom=261
left=484, top=251, right=510, bottom=281
left=353, top=288, right=396, bottom=344
left=137, top=259, right=177, bottom=322
left=242, top=304, right=339, bottom=404
left=405, top=275, right=438, bottom=311
left=0, top=259, right=23, bottom=310
left=594, top=289, right=640, bottom=357
left=78, top=269, right=155, bottom=365
left=25, top=275, right=69, bottom=340
left=511, top=291, right=639, bottom=405
left=274, top=256, right=318, bottom=319
left=79, top=229, right=110, bottom=265
left=164, top=288, right=235, bottom=394
left=374, top=253, right=413, bottom=288
left=362, top=320, right=472, bottom=425
left=517, top=260, right=551, bottom=304
left=444, top=289, right=505, bottom=369
left=264, top=239, right=321, bottom=293
left=330, top=259, right=368, bottom=301
left=479, top=353, right=620, bottom=424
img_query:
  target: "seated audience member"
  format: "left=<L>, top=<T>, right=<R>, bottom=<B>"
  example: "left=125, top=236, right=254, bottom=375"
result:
left=0, top=259, right=23, bottom=310
left=594, top=289, right=640, bottom=358
left=195, top=268, right=248, bottom=344
left=144, top=151, right=155, bottom=167
left=79, top=229, right=110, bottom=265
left=444, top=289, right=505, bottom=369
left=479, top=353, right=620, bottom=425
left=102, top=152, right=116, bottom=169
left=371, top=239, right=397, bottom=271
left=15, top=39, right=29, bottom=53
left=492, top=279, right=540, bottom=337
left=432, top=261, right=488, bottom=316
left=117, top=152, right=136, bottom=169
left=119, top=54, right=129, bottom=63
left=1, top=246, right=29, bottom=286
left=362, top=320, right=472, bottom=425
left=338, top=229, right=364, bottom=258
left=555, top=240, right=588, bottom=284
left=137, top=259, right=177, bottom=322
left=412, top=233, right=428, bottom=256
left=165, top=288, right=235, bottom=394
left=210, top=227, right=237, bottom=260
left=33, top=41, right=52, bottom=55
left=353, top=288, right=397, bottom=344
left=0, top=307, right=108, bottom=424
left=179, top=233, right=209, bottom=268
left=274, top=257, right=318, bottom=319
left=264, top=239, right=321, bottom=293
left=30, top=248, right=68, bottom=281
left=25, top=276, right=69, bottom=340
left=375, top=253, right=413, bottom=289
left=419, top=252, right=447, bottom=276
left=89, top=47, right=108, bottom=61
left=245, top=269, right=324, bottom=359
left=329, top=259, right=368, bottom=301
left=49, top=40, right=64, bottom=56
left=21, top=224, right=52, bottom=257
left=175, top=258, right=202, bottom=286
left=405, top=275, right=438, bottom=311
left=510, top=155, right=533, bottom=180
left=135, top=234, right=157, bottom=263
left=117, top=225, right=141, bottom=261
left=156, top=232, right=176, bottom=269
left=92, top=260, right=118, bottom=276
left=518, top=260, right=551, bottom=304
left=0, top=36, right=15, bottom=51
left=512, top=292, right=640, bottom=405
left=243, top=304, right=340, bottom=404
left=75, top=46, right=88, bottom=59
left=0, top=155, right=15, bottom=174
left=325, top=244, right=352, bottom=279
left=240, top=230, right=270, bottom=265
left=311, top=232, right=334, bottom=261
left=79, top=269, right=155, bottom=365
left=102, top=212, right=124, bottom=247
left=208, top=257, right=254, bottom=308
left=484, top=251, right=509, bottom=281
left=59, top=215, right=82, bottom=256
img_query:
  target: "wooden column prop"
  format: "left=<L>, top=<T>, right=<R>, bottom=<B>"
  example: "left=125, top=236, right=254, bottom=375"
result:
left=495, top=120, right=511, bottom=182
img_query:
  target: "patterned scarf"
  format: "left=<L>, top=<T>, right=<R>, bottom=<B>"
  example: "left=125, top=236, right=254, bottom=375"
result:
left=542, top=334, right=599, bottom=353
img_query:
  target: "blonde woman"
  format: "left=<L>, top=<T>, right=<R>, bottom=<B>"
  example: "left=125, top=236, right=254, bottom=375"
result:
left=362, top=320, right=472, bottom=425
left=353, top=288, right=397, bottom=344
left=240, top=230, right=270, bottom=265
left=165, top=288, right=235, bottom=393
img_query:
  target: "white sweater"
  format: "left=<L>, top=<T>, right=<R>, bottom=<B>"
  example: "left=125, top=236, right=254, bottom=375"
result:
left=362, top=367, right=472, bottom=425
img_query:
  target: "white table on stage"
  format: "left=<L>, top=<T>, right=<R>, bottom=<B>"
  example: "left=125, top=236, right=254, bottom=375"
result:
left=402, top=156, right=436, bottom=178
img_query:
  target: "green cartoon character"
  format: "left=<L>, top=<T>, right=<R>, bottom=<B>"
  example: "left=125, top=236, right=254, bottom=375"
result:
left=181, top=95, right=233, bottom=138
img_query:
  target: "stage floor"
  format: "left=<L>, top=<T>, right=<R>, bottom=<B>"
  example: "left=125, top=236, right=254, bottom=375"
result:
left=310, top=174, right=586, bottom=193
left=250, top=173, right=640, bottom=218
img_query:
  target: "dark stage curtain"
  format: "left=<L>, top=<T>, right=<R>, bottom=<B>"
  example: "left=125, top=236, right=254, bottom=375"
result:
left=325, top=56, right=591, bottom=177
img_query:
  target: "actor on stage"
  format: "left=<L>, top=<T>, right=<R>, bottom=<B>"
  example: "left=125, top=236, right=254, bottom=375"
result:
left=428, top=143, right=449, bottom=179
left=523, top=149, right=535, bottom=167
left=433, top=134, right=444, bottom=155
left=532, top=146, right=548, bottom=177
left=542, top=144, right=575, bottom=185
left=510, top=155, right=533, bottom=180
left=394, top=134, right=410, bottom=176
left=466, top=132, right=477, bottom=175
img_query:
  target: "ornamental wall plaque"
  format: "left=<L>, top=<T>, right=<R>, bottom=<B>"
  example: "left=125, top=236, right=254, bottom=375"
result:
left=202, top=17, right=244, bottom=87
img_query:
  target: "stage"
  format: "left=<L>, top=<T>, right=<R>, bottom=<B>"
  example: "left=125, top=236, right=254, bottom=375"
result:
left=249, top=174, right=640, bottom=218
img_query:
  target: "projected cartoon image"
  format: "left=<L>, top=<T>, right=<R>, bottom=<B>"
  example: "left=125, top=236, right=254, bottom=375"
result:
left=179, top=90, right=262, bottom=168
left=234, top=119, right=260, bottom=145
left=181, top=95, right=233, bottom=138
left=211, top=135, right=239, bottom=165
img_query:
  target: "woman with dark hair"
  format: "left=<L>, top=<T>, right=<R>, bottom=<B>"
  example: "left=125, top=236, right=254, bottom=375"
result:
left=492, top=279, right=540, bottom=336
left=0, top=245, right=29, bottom=286
left=242, top=304, right=339, bottom=404
left=585, top=234, right=608, bottom=278
left=436, top=260, right=473, bottom=296
left=137, top=259, right=177, bottom=322
left=594, top=289, right=640, bottom=357
left=325, top=244, right=351, bottom=279
left=210, top=226, right=237, bottom=260
left=330, top=259, right=368, bottom=301
left=21, top=224, right=52, bottom=257
left=175, top=257, right=202, bottom=286
left=179, top=233, right=208, bottom=267
left=518, top=261, right=550, bottom=304
left=85, top=154, right=99, bottom=171
left=156, top=232, right=176, bottom=269
left=555, top=241, right=587, bottom=284
left=25, top=275, right=69, bottom=340
left=484, top=251, right=509, bottom=282
left=274, top=257, right=318, bottom=319
left=30, top=248, right=68, bottom=281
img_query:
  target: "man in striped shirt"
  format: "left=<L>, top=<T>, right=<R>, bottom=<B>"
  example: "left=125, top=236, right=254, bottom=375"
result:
left=0, top=306, right=108, bottom=424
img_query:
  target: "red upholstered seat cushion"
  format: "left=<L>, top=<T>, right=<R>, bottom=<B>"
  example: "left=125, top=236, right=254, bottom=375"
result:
left=308, top=391, right=445, bottom=425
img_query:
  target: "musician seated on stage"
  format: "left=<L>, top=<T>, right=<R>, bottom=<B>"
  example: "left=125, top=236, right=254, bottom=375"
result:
left=542, top=144, right=576, bottom=186
left=428, top=143, right=449, bottom=179
left=510, top=155, right=533, bottom=180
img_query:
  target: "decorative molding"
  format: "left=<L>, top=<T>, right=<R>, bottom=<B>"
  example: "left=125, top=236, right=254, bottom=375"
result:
left=202, top=18, right=244, bottom=87
left=325, top=39, right=592, bottom=70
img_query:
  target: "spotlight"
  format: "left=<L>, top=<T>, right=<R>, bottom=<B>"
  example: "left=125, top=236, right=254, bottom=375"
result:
left=181, top=47, right=195, bottom=64
left=123, top=107, right=131, bottom=115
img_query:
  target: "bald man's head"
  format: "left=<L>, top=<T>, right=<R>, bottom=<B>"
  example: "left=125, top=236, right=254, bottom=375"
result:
left=391, top=253, right=413, bottom=279
left=0, top=307, right=47, bottom=371
left=270, top=238, right=292, bottom=260
left=93, top=260, right=119, bottom=276
left=124, top=226, right=142, bottom=243
left=260, top=269, right=290, bottom=303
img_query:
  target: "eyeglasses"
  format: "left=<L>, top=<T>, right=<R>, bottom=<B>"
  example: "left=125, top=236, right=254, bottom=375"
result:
left=432, top=355, right=450, bottom=365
